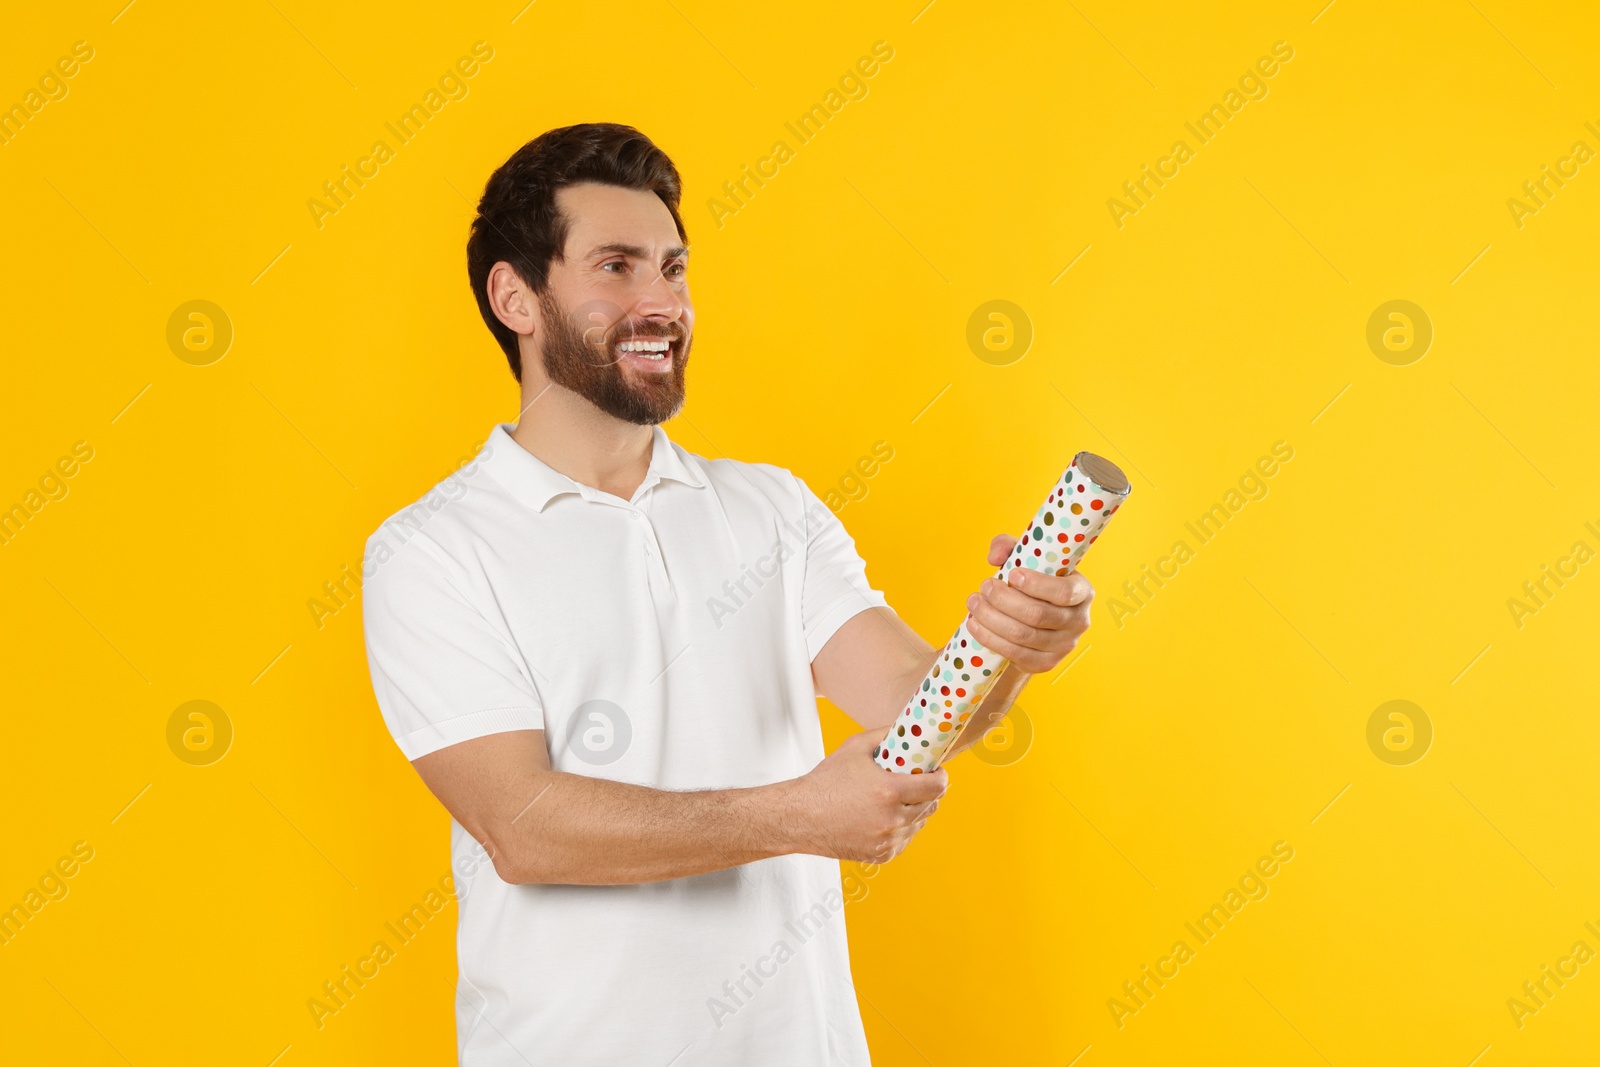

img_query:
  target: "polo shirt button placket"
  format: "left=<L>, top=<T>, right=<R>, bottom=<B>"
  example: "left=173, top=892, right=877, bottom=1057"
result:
left=633, top=508, right=675, bottom=603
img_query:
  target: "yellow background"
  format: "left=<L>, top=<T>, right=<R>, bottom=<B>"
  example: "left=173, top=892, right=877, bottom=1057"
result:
left=3, top=0, right=1597, bottom=1063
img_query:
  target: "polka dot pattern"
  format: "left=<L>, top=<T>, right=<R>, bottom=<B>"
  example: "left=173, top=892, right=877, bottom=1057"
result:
left=875, top=453, right=1131, bottom=773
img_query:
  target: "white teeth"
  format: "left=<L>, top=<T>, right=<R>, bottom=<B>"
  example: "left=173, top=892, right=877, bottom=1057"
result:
left=618, top=339, right=671, bottom=363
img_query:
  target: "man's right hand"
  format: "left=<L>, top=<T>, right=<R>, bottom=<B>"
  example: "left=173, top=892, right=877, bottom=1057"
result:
left=787, top=731, right=948, bottom=864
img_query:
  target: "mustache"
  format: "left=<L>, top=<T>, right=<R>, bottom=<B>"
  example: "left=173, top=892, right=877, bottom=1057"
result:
left=567, top=304, right=690, bottom=357
left=596, top=322, right=686, bottom=345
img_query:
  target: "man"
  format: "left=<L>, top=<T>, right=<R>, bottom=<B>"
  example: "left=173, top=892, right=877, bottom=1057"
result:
left=361, top=122, right=1094, bottom=1065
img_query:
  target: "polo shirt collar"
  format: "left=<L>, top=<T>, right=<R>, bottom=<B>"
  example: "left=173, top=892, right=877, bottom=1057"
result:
left=482, top=422, right=707, bottom=513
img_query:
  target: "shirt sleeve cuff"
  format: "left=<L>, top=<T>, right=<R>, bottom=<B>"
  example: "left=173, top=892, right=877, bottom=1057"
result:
left=805, top=589, right=892, bottom=663
left=391, top=705, right=545, bottom=761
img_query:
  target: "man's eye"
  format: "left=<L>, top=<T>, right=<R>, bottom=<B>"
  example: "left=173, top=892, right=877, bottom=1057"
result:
left=602, top=261, right=627, bottom=273
left=666, top=262, right=686, bottom=276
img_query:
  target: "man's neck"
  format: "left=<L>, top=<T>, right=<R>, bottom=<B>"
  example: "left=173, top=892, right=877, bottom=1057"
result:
left=509, top=384, right=654, bottom=502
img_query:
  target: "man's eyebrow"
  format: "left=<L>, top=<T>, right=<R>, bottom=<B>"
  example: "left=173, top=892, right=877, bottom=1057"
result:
left=587, top=242, right=690, bottom=261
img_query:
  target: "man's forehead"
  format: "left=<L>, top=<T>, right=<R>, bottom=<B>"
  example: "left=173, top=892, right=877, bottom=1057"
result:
left=557, top=182, right=682, bottom=256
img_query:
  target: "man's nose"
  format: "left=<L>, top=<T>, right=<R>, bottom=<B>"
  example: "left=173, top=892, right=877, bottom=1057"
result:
left=630, top=267, right=689, bottom=323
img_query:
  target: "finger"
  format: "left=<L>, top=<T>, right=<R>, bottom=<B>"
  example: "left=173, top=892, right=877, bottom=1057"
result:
left=969, top=584, right=1085, bottom=656
left=980, top=576, right=1079, bottom=635
left=994, top=572, right=1093, bottom=627
left=988, top=534, right=1018, bottom=566
left=965, top=610, right=1074, bottom=674
left=899, top=798, right=939, bottom=824
left=891, top=769, right=948, bottom=802
left=1003, top=566, right=1094, bottom=610
left=893, top=777, right=947, bottom=805
left=845, top=730, right=888, bottom=757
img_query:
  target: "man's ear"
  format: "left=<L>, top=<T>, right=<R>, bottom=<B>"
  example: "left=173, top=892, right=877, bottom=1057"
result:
left=488, top=261, right=539, bottom=340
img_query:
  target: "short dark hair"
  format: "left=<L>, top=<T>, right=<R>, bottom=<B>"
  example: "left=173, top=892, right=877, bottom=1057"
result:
left=466, top=123, right=688, bottom=381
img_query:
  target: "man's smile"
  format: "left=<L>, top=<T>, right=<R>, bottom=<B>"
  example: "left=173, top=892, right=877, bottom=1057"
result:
left=613, top=336, right=681, bottom=372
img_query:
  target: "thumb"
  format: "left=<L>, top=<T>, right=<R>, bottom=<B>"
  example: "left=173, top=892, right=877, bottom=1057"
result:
left=844, top=729, right=887, bottom=755
left=988, top=533, right=1018, bottom=566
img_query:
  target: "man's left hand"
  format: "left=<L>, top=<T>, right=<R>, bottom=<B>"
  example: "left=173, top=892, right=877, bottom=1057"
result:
left=963, top=533, right=1094, bottom=675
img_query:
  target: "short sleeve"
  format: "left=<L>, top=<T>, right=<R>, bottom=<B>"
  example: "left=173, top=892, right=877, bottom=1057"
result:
left=362, top=534, right=544, bottom=761
left=796, top=476, right=892, bottom=662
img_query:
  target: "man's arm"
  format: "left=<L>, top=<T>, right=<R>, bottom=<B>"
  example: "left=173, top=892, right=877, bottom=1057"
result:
left=809, top=608, right=1032, bottom=759
left=810, top=533, right=1094, bottom=758
left=411, top=727, right=946, bottom=886
left=810, top=606, right=940, bottom=732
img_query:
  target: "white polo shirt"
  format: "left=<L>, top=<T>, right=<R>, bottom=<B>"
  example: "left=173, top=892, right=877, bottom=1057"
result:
left=361, top=421, right=891, bottom=1066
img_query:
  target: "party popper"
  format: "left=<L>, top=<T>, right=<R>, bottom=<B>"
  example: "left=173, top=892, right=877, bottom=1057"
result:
left=875, top=452, right=1131, bottom=773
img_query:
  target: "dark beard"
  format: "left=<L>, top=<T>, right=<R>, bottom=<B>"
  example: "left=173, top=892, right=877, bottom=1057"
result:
left=535, top=288, right=691, bottom=425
